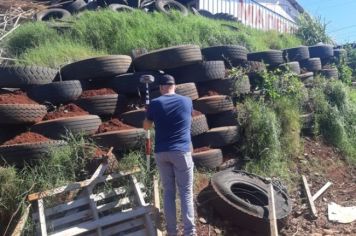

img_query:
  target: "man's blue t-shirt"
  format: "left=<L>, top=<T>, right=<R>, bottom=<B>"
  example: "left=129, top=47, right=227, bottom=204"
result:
left=146, top=94, right=192, bottom=153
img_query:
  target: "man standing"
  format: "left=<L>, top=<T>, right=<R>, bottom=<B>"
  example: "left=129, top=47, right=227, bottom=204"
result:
left=143, top=75, right=196, bottom=236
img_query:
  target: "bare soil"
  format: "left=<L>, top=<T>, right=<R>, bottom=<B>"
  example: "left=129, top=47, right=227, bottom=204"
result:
left=199, top=87, right=221, bottom=97
left=43, top=104, right=89, bottom=121
left=2, top=132, right=49, bottom=145
left=0, top=91, right=37, bottom=104
left=80, top=88, right=117, bottom=98
left=97, top=119, right=134, bottom=133
left=193, top=147, right=211, bottom=153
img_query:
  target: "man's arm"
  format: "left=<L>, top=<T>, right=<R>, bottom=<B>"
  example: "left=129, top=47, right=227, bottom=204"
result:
left=143, top=119, right=153, bottom=130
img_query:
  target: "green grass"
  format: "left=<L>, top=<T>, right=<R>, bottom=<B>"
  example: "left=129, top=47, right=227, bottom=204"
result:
left=4, top=10, right=301, bottom=68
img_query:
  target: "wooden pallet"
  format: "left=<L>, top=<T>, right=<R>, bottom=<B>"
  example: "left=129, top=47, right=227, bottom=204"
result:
left=27, top=163, right=157, bottom=236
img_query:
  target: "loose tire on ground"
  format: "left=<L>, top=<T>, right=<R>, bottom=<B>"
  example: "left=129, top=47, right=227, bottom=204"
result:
left=36, top=8, right=71, bottom=21
left=155, top=0, right=188, bottom=16
left=193, top=95, right=234, bottom=114
left=192, top=126, right=238, bottom=148
left=108, top=3, right=135, bottom=12
left=75, top=94, right=127, bottom=116
left=0, top=104, right=47, bottom=125
left=191, top=114, right=209, bottom=136
left=31, top=115, right=102, bottom=139
left=27, top=80, right=83, bottom=105
left=64, top=0, right=87, bottom=13
left=61, top=55, right=132, bottom=81
left=192, top=148, right=223, bottom=169
left=133, top=45, right=202, bottom=71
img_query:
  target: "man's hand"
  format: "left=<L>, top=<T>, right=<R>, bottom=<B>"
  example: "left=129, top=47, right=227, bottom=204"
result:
left=143, top=119, right=153, bottom=130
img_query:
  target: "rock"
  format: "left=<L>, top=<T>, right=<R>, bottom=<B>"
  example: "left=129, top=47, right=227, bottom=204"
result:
left=323, top=229, right=338, bottom=234
left=199, top=217, right=207, bottom=224
left=214, top=228, right=222, bottom=234
left=310, top=233, right=322, bottom=236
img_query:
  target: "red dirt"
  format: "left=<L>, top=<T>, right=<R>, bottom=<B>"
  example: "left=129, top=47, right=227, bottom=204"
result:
left=97, top=119, right=134, bottom=133
left=43, top=104, right=89, bottom=121
left=2, top=132, right=49, bottom=145
left=0, top=90, right=38, bottom=105
left=193, top=147, right=211, bottom=153
left=199, top=87, right=221, bottom=97
left=192, top=110, right=203, bottom=117
left=80, top=88, right=117, bottom=98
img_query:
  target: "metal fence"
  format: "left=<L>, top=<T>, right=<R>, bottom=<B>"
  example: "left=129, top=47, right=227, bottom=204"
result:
left=198, top=0, right=298, bottom=33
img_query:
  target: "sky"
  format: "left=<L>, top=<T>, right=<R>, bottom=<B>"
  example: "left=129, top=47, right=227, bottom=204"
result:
left=298, top=0, right=356, bottom=44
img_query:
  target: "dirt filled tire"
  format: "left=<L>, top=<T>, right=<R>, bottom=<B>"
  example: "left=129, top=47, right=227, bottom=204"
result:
left=193, top=95, right=234, bottom=114
left=0, top=66, right=57, bottom=88
left=278, top=62, right=300, bottom=75
left=0, top=104, right=47, bottom=125
left=133, top=45, right=202, bottom=71
left=201, top=46, right=248, bottom=67
left=191, top=114, right=209, bottom=136
left=120, top=109, right=146, bottom=128
left=155, top=0, right=188, bottom=16
left=207, top=110, right=238, bottom=128
left=27, top=80, right=83, bottom=105
left=0, top=125, right=27, bottom=145
left=92, top=128, right=145, bottom=151
left=108, top=3, right=135, bottom=12
left=75, top=94, right=127, bottom=116
left=61, top=55, right=132, bottom=81
left=164, top=61, right=225, bottom=84
left=282, top=46, right=309, bottom=62
left=175, top=83, right=199, bottom=100
left=36, top=8, right=71, bottom=21
left=247, top=50, right=284, bottom=66
left=308, top=44, right=334, bottom=59
left=320, top=68, right=338, bottom=79
left=31, top=115, right=102, bottom=139
left=299, top=58, right=322, bottom=72
left=0, top=140, right=67, bottom=166
left=192, top=126, right=238, bottom=148
left=210, top=169, right=292, bottom=233
left=192, top=148, right=223, bottom=169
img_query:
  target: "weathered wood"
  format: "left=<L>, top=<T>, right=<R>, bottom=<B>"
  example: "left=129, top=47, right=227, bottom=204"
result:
left=312, top=181, right=332, bottom=201
left=28, top=167, right=140, bottom=201
left=125, top=228, right=147, bottom=236
left=102, top=217, right=144, bottom=235
left=38, top=199, right=47, bottom=236
left=50, top=206, right=152, bottom=236
left=302, top=175, right=318, bottom=218
left=11, top=204, right=31, bottom=236
left=0, top=24, right=20, bottom=41
left=268, top=183, right=278, bottom=236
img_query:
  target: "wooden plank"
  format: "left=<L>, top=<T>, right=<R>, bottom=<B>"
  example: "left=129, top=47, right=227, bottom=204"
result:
left=86, top=188, right=103, bottom=236
left=302, top=175, right=318, bottom=218
left=50, top=206, right=151, bottom=236
left=102, top=217, right=144, bottom=235
left=38, top=199, right=48, bottom=236
left=28, top=167, right=140, bottom=202
left=268, top=183, right=278, bottom=236
left=125, top=228, right=147, bottom=236
left=153, top=175, right=163, bottom=236
left=11, top=204, right=31, bottom=236
left=312, top=182, right=332, bottom=201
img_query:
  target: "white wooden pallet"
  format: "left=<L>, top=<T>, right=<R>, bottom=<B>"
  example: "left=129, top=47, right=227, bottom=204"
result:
left=27, top=163, right=157, bottom=236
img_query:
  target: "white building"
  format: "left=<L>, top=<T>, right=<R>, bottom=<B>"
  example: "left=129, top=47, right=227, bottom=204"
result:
left=182, top=0, right=304, bottom=33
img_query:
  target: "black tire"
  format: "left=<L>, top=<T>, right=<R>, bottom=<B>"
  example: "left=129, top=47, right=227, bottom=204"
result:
left=75, top=94, right=127, bottom=116
left=0, top=140, right=66, bottom=166
left=191, top=114, right=209, bottom=136
left=247, top=50, right=284, bottom=66
left=300, top=113, right=314, bottom=135
left=120, top=109, right=146, bottom=128
left=192, top=126, right=238, bottom=148
left=282, top=46, right=309, bottom=62
left=31, top=115, right=102, bottom=139
left=192, top=148, right=223, bottom=169
left=110, top=71, right=162, bottom=95
left=308, top=44, right=334, bottom=59
left=155, top=0, right=188, bottom=16
left=164, top=61, right=225, bottom=84
left=193, top=95, right=234, bottom=114
left=61, top=55, right=132, bottom=81
left=0, top=125, right=27, bottom=145
left=64, top=0, right=87, bottom=13
left=175, top=83, right=199, bottom=100
left=27, top=80, right=83, bottom=105
left=214, top=13, right=238, bottom=22
left=197, top=9, right=214, bottom=18
left=36, top=8, right=71, bottom=21
left=333, top=49, right=346, bottom=61
left=0, top=104, right=47, bottom=125
left=133, top=45, right=202, bottom=71
left=0, top=66, right=57, bottom=88
left=298, top=72, right=314, bottom=83
left=92, top=129, right=145, bottom=151
left=207, top=110, right=238, bottom=128
left=278, top=62, right=300, bottom=75
left=299, top=58, right=322, bottom=72
left=320, top=68, right=338, bottom=79
left=201, top=46, right=248, bottom=68
left=198, top=76, right=250, bottom=97
left=108, top=3, right=134, bottom=11
left=210, top=170, right=291, bottom=232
